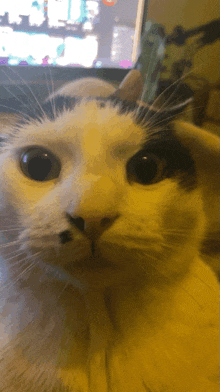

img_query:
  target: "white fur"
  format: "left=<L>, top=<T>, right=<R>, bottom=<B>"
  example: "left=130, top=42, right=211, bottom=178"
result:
left=0, top=78, right=218, bottom=392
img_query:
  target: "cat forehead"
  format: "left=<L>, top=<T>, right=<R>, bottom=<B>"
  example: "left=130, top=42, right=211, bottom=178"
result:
left=13, top=100, right=145, bottom=152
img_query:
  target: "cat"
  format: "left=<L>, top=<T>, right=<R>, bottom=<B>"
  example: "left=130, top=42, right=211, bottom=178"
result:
left=0, top=76, right=219, bottom=392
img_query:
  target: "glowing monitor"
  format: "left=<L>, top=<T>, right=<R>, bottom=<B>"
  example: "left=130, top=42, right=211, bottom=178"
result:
left=0, top=0, right=147, bottom=69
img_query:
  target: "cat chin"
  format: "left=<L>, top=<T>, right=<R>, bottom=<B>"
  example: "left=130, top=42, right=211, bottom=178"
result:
left=55, top=241, right=158, bottom=289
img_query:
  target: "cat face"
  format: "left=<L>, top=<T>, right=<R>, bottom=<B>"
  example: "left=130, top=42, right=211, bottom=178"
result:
left=0, top=97, right=205, bottom=288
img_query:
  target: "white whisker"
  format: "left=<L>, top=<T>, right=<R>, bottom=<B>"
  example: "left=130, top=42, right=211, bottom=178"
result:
left=0, top=103, right=31, bottom=120
left=6, top=67, right=46, bottom=118
left=3, top=251, right=28, bottom=263
left=1, top=68, right=38, bottom=115
left=135, top=64, right=205, bottom=127
left=0, top=240, right=22, bottom=249
left=44, top=70, right=56, bottom=118
left=148, top=62, right=205, bottom=111
left=0, top=251, right=42, bottom=292
left=0, top=227, right=22, bottom=233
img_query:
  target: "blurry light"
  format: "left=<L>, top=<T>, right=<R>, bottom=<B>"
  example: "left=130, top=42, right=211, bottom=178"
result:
left=83, top=22, right=93, bottom=31
left=8, top=59, right=19, bottom=65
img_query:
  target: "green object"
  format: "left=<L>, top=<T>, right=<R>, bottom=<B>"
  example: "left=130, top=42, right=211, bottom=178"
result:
left=135, top=21, right=166, bottom=104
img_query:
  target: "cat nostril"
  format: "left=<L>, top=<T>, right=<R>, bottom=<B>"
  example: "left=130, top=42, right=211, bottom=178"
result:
left=67, top=214, right=85, bottom=232
left=74, top=217, right=85, bottom=232
left=59, top=230, right=72, bottom=244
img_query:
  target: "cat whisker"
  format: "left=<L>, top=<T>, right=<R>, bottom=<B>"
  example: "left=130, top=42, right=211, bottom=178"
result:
left=152, top=104, right=192, bottom=126
left=1, top=68, right=39, bottom=116
left=160, top=242, right=192, bottom=251
left=136, top=103, right=180, bottom=130
left=0, top=240, right=22, bottom=249
left=57, top=281, right=71, bottom=301
left=48, top=67, right=55, bottom=98
left=163, top=230, right=207, bottom=241
left=136, top=251, right=170, bottom=279
left=148, top=77, right=186, bottom=116
left=146, top=102, right=205, bottom=130
left=192, top=273, right=216, bottom=292
left=0, top=228, right=23, bottom=233
left=3, top=250, right=29, bottom=263
left=44, top=70, right=56, bottom=118
left=136, top=63, right=205, bottom=126
left=44, top=70, right=52, bottom=98
left=0, top=251, right=42, bottom=291
left=179, top=285, right=203, bottom=309
left=0, top=247, right=23, bottom=260
left=2, top=84, right=36, bottom=116
left=5, top=67, right=46, bottom=119
left=148, top=62, right=204, bottom=111
left=0, top=103, right=31, bottom=121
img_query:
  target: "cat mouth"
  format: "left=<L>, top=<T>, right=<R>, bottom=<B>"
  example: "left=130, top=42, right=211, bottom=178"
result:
left=73, top=241, right=118, bottom=271
left=58, top=229, right=118, bottom=270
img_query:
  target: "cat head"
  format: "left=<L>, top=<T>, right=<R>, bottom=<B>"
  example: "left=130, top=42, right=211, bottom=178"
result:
left=0, top=76, right=217, bottom=289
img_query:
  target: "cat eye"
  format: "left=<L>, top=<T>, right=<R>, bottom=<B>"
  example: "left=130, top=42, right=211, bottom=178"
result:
left=126, top=151, right=166, bottom=185
left=20, top=147, right=61, bottom=182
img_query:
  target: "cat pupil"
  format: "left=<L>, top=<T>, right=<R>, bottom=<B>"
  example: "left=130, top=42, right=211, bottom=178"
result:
left=29, top=156, right=51, bottom=181
left=126, top=152, right=164, bottom=185
left=20, top=147, right=61, bottom=182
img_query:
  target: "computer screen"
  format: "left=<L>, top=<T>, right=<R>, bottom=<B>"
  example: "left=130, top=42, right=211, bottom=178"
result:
left=0, top=0, right=147, bottom=69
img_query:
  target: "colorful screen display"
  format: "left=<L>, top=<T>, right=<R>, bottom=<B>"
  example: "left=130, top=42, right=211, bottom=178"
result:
left=0, top=0, right=146, bottom=68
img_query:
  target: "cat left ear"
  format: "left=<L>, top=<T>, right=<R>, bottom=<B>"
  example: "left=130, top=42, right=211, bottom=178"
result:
left=110, top=69, right=144, bottom=102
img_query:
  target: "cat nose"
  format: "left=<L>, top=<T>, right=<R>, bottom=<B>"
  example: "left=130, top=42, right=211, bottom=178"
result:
left=66, top=214, right=115, bottom=232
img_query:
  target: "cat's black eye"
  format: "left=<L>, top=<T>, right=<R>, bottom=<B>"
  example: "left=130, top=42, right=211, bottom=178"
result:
left=126, top=151, right=166, bottom=185
left=20, top=147, right=61, bottom=182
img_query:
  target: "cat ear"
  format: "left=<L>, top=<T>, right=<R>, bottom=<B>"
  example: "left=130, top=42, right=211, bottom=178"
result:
left=110, top=70, right=144, bottom=102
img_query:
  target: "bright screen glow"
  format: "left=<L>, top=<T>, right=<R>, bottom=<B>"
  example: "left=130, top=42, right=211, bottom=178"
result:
left=0, top=0, right=144, bottom=68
